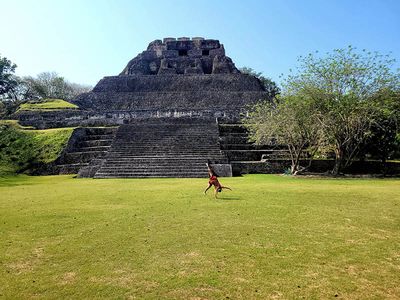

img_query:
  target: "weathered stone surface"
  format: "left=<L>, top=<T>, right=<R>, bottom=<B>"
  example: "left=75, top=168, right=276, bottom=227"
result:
left=120, top=37, right=238, bottom=76
left=67, top=37, right=269, bottom=120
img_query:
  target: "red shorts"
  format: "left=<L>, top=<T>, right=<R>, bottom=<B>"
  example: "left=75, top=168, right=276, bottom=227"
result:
left=209, top=176, right=221, bottom=188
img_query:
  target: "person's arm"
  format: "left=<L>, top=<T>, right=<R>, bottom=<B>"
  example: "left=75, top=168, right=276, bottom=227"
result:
left=204, top=184, right=212, bottom=194
left=206, top=163, right=215, bottom=178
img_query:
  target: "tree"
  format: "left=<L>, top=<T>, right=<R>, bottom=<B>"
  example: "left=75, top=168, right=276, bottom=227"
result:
left=244, top=95, right=323, bottom=175
left=0, top=55, right=18, bottom=99
left=283, top=46, right=400, bottom=175
left=240, top=67, right=281, bottom=99
left=364, top=89, right=400, bottom=165
left=23, top=72, right=91, bottom=100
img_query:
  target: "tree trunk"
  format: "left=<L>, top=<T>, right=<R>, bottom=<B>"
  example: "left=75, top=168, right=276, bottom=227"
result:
left=332, top=147, right=344, bottom=176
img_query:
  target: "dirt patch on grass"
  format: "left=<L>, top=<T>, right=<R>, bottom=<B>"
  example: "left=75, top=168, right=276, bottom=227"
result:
left=90, top=270, right=159, bottom=290
left=58, top=272, right=77, bottom=285
left=7, top=246, right=45, bottom=274
left=7, top=260, right=34, bottom=274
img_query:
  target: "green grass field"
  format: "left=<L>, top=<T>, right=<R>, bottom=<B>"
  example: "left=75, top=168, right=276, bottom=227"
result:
left=18, top=99, right=79, bottom=111
left=1, top=175, right=399, bottom=299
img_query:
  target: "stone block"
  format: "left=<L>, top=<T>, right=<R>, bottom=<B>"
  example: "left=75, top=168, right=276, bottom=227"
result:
left=163, top=37, right=176, bottom=43
left=210, top=164, right=232, bottom=177
left=147, top=39, right=163, bottom=50
left=210, top=47, right=225, bottom=56
left=162, top=50, right=179, bottom=58
left=202, top=39, right=220, bottom=49
left=188, top=49, right=202, bottom=58
left=141, top=50, right=158, bottom=60
left=158, top=67, right=177, bottom=75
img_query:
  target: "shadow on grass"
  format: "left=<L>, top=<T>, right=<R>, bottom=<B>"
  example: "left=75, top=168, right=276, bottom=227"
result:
left=217, top=196, right=242, bottom=201
left=0, top=175, right=38, bottom=187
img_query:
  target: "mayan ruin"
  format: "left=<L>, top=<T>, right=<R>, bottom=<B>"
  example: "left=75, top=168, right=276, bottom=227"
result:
left=13, top=37, right=273, bottom=178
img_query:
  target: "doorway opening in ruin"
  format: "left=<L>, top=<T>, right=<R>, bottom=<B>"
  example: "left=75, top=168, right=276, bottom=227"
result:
left=202, top=50, right=209, bottom=56
left=178, top=50, right=188, bottom=56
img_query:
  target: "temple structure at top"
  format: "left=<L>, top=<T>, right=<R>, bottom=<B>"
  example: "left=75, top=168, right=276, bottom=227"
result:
left=70, top=37, right=269, bottom=121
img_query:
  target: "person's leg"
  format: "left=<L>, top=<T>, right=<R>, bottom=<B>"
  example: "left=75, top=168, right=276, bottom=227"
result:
left=214, top=187, right=219, bottom=199
left=204, top=184, right=212, bottom=194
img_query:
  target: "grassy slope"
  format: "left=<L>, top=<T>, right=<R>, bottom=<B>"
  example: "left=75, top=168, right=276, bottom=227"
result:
left=0, top=121, right=73, bottom=174
left=0, top=175, right=399, bottom=299
left=18, top=99, right=78, bottom=111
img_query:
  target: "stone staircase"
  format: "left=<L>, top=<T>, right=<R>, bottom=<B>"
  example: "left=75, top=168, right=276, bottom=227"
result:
left=217, top=121, right=291, bottom=175
left=93, top=118, right=227, bottom=178
left=54, top=127, right=117, bottom=174
left=218, top=122, right=287, bottom=160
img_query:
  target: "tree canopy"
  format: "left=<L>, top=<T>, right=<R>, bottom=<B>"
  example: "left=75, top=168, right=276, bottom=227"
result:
left=245, top=46, right=400, bottom=175
left=0, top=55, right=18, bottom=99
left=240, top=67, right=280, bottom=99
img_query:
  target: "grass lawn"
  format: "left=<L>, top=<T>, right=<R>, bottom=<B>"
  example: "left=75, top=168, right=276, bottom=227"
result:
left=18, top=99, right=78, bottom=111
left=0, top=174, right=399, bottom=299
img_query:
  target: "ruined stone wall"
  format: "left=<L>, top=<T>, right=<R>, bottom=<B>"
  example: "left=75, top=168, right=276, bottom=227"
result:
left=73, top=74, right=268, bottom=113
left=14, top=109, right=246, bottom=129
left=120, top=37, right=239, bottom=75
left=92, top=74, right=264, bottom=93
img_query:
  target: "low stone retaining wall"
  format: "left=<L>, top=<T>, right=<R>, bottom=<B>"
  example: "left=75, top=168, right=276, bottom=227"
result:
left=232, top=160, right=400, bottom=176
left=13, top=109, right=244, bottom=129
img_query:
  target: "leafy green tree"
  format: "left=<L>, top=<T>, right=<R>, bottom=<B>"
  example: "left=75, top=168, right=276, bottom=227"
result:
left=0, top=55, right=18, bottom=99
left=240, top=67, right=280, bottom=99
left=244, top=95, right=323, bottom=175
left=23, top=72, right=91, bottom=101
left=283, top=46, right=400, bottom=175
left=364, top=89, right=400, bottom=164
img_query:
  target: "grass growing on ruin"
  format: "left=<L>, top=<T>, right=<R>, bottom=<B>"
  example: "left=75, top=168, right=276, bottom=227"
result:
left=1, top=174, right=399, bottom=299
left=18, top=99, right=79, bottom=111
left=0, top=120, right=73, bottom=174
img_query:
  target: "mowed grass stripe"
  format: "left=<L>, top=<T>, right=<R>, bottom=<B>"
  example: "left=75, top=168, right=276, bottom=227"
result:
left=0, top=175, right=399, bottom=299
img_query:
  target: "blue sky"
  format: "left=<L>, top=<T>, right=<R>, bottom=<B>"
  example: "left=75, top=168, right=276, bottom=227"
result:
left=1, top=0, right=399, bottom=86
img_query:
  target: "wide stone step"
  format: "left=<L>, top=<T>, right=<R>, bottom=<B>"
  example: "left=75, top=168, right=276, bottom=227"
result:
left=219, top=136, right=249, bottom=144
left=110, top=145, right=221, bottom=148
left=112, top=140, right=219, bottom=144
left=108, top=151, right=221, bottom=155
left=61, top=151, right=108, bottom=164
left=79, top=140, right=114, bottom=147
left=218, top=125, right=248, bottom=134
left=220, top=144, right=271, bottom=150
left=94, top=172, right=209, bottom=178
left=84, top=127, right=118, bottom=135
left=99, top=164, right=207, bottom=169
left=95, top=168, right=208, bottom=172
left=57, top=163, right=89, bottom=174
left=224, top=150, right=273, bottom=161
left=72, top=146, right=111, bottom=152
left=105, top=156, right=225, bottom=160
left=83, top=134, right=115, bottom=141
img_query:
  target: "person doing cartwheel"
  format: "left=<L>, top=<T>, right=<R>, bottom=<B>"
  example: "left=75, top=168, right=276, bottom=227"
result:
left=204, top=162, right=231, bottom=198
